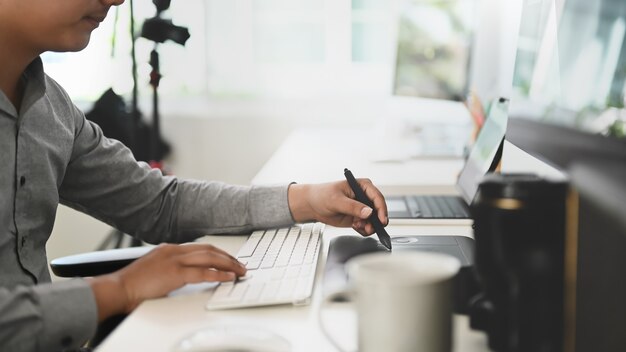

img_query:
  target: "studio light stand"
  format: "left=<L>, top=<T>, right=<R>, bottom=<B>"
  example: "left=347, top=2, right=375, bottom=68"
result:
left=141, top=0, right=190, bottom=170
left=98, top=0, right=189, bottom=250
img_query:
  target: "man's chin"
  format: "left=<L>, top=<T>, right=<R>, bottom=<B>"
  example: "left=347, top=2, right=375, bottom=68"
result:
left=68, top=38, right=91, bottom=52
left=52, top=34, right=92, bottom=53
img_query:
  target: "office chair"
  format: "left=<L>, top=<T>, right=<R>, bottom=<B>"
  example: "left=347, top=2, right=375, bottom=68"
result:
left=50, top=247, right=153, bottom=348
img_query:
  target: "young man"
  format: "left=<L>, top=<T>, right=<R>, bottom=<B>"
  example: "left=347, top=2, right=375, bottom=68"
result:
left=0, top=1, right=389, bottom=351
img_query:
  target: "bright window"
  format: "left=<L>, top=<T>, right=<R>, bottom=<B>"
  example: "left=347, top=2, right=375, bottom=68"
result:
left=42, top=0, right=398, bottom=105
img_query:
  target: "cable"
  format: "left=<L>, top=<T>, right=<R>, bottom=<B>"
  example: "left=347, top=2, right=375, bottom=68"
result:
left=316, top=292, right=355, bottom=352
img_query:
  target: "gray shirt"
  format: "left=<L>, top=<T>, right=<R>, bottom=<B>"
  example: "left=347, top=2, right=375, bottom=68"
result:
left=0, top=58, right=295, bottom=352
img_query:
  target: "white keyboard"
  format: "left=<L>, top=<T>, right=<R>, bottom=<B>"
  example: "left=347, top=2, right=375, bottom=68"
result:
left=205, top=223, right=323, bottom=310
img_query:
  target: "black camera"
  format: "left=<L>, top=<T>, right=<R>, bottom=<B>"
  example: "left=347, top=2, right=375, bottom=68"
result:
left=469, top=173, right=577, bottom=352
left=140, top=0, right=190, bottom=46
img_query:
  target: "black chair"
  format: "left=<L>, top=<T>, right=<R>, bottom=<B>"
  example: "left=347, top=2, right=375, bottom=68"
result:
left=50, top=247, right=154, bottom=347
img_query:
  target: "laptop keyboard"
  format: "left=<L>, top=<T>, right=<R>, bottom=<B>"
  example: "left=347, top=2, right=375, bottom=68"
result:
left=409, top=195, right=469, bottom=218
left=205, top=223, right=323, bottom=310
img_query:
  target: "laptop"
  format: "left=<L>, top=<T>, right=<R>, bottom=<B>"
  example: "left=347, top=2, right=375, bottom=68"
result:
left=387, top=97, right=509, bottom=220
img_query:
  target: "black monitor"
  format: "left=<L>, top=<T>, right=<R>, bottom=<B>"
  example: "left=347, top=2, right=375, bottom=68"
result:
left=507, top=0, right=626, bottom=350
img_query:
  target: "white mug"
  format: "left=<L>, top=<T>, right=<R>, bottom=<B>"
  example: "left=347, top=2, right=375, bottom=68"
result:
left=320, top=251, right=461, bottom=352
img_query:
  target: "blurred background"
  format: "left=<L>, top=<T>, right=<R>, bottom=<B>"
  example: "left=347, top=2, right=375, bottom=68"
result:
left=43, top=0, right=524, bottom=266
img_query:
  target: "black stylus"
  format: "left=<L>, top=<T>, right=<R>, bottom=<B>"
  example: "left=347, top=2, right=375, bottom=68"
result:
left=344, top=168, right=392, bottom=250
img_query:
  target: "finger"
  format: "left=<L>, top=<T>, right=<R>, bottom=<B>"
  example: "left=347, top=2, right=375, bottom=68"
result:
left=181, top=267, right=236, bottom=284
left=352, top=224, right=370, bottom=237
left=183, top=251, right=246, bottom=276
left=178, top=251, right=247, bottom=276
left=204, top=269, right=238, bottom=282
left=361, top=222, right=376, bottom=236
left=352, top=220, right=365, bottom=229
left=353, top=219, right=375, bottom=236
left=336, top=196, right=374, bottom=220
left=357, top=179, right=389, bottom=225
left=178, top=243, right=237, bottom=260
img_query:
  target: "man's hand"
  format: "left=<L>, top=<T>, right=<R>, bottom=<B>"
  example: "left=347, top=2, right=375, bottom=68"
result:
left=287, top=180, right=388, bottom=236
left=88, top=243, right=246, bottom=321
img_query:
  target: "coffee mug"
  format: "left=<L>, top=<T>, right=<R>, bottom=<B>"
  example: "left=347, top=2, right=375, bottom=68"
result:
left=320, top=251, right=461, bottom=352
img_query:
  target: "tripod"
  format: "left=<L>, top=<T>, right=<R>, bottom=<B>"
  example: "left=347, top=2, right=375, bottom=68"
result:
left=148, top=48, right=164, bottom=171
left=98, top=0, right=188, bottom=250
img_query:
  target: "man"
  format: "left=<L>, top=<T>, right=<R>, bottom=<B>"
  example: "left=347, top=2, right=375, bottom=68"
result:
left=0, top=1, right=389, bottom=351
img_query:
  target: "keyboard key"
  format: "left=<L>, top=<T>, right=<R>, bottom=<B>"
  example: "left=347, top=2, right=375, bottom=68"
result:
left=246, top=260, right=261, bottom=270
left=271, top=267, right=287, bottom=280
left=260, top=256, right=277, bottom=269
left=237, top=231, right=264, bottom=257
left=246, top=269, right=272, bottom=282
left=277, top=280, right=297, bottom=300
left=260, top=281, right=281, bottom=302
left=244, top=283, right=264, bottom=302
left=267, top=231, right=287, bottom=255
left=304, top=234, right=321, bottom=263
left=212, top=285, right=247, bottom=304
left=285, top=266, right=300, bottom=279
left=228, top=283, right=248, bottom=301
left=300, top=264, right=313, bottom=277
left=211, top=282, right=234, bottom=301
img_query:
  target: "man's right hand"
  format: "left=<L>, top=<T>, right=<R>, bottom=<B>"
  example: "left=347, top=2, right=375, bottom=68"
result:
left=88, top=243, right=246, bottom=321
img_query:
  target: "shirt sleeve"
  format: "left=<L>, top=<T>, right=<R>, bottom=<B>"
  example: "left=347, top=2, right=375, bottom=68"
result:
left=0, top=279, right=97, bottom=352
left=59, top=104, right=295, bottom=244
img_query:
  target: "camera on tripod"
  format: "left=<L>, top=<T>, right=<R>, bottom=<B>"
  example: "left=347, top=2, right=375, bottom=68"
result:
left=140, top=0, right=190, bottom=46
left=137, top=0, right=190, bottom=168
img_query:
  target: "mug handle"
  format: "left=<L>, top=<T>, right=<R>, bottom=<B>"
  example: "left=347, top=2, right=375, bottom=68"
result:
left=317, top=288, right=357, bottom=352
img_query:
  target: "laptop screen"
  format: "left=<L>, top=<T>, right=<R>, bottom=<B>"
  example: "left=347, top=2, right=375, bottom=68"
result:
left=457, top=98, right=509, bottom=204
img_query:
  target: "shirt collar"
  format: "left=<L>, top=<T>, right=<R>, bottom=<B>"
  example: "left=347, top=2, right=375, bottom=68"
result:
left=0, top=57, right=47, bottom=119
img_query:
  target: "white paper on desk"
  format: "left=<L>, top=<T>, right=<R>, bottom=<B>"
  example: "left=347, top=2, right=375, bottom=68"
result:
left=168, top=282, right=219, bottom=297
left=369, top=118, right=420, bottom=163
left=370, top=118, right=469, bottom=162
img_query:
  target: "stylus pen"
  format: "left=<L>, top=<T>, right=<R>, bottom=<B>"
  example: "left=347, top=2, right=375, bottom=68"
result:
left=344, top=168, right=392, bottom=250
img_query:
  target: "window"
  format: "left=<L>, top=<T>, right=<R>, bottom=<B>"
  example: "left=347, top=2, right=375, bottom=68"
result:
left=42, top=0, right=398, bottom=105
left=393, top=0, right=476, bottom=101
left=204, top=0, right=397, bottom=99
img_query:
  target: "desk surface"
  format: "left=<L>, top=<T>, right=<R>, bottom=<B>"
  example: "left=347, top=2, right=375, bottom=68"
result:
left=97, top=128, right=489, bottom=352
left=97, top=226, right=488, bottom=352
left=252, top=128, right=465, bottom=196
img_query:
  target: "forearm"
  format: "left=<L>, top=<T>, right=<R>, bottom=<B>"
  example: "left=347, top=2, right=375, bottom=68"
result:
left=172, top=182, right=296, bottom=238
left=61, top=118, right=295, bottom=242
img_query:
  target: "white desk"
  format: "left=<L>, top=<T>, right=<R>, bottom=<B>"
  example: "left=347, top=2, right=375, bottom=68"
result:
left=97, top=128, right=490, bottom=352
left=254, top=128, right=474, bottom=227
left=252, top=128, right=465, bottom=196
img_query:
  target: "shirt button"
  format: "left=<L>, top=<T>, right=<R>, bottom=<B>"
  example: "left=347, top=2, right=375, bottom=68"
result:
left=19, top=176, right=26, bottom=186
